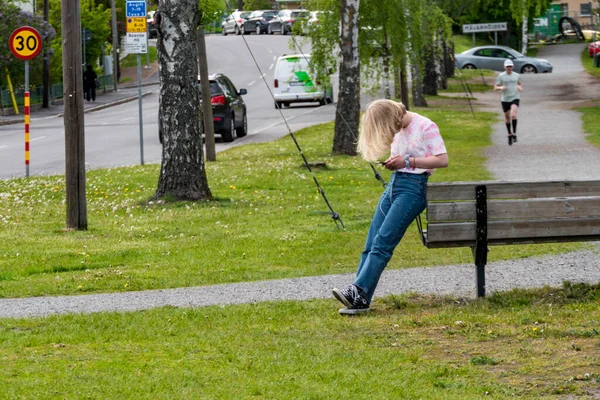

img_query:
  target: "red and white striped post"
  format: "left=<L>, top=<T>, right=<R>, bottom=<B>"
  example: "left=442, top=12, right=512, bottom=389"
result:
left=24, top=90, right=30, bottom=177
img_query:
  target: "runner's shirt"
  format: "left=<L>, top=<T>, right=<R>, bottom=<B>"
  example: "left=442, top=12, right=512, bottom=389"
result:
left=496, top=71, right=522, bottom=102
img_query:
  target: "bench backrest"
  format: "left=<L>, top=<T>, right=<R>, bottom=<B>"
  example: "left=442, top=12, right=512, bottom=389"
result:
left=424, top=180, right=600, bottom=248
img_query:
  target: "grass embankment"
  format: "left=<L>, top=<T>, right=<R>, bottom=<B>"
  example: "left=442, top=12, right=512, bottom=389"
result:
left=1, top=283, right=599, bottom=398
left=581, top=44, right=600, bottom=79
left=0, top=98, right=587, bottom=299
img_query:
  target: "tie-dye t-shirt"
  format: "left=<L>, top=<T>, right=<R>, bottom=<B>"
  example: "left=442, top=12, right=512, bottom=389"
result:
left=390, top=113, right=447, bottom=174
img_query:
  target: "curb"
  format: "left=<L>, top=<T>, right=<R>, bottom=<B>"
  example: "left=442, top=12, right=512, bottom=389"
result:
left=56, top=91, right=155, bottom=117
left=0, top=91, right=155, bottom=126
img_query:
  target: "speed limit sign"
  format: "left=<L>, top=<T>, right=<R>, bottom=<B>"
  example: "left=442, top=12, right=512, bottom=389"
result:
left=9, top=26, right=43, bottom=61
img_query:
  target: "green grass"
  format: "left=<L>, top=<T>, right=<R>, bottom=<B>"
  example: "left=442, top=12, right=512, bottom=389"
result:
left=440, top=69, right=496, bottom=94
left=453, top=34, right=491, bottom=54
left=120, top=46, right=158, bottom=68
left=580, top=44, right=600, bottom=78
left=576, top=44, right=600, bottom=149
left=578, top=106, right=600, bottom=148
left=0, top=102, right=587, bottom=299
left=1, top=282, right=599, bottom=398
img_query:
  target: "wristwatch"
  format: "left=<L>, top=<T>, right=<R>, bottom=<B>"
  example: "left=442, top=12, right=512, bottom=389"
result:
left=404, top=154, right=411, bottom=169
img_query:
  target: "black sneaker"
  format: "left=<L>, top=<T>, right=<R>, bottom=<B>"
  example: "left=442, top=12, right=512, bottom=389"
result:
left=512, top=134, right=517, bottom=143
left=508, top=135, right=513, bottom=146
left=332, top=285, right=370, bottom=314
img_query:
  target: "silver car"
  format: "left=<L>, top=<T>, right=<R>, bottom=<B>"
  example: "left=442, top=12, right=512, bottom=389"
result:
left=221, top=10, right=250, bottom=35
left=454, top=45, right=553, bottom=73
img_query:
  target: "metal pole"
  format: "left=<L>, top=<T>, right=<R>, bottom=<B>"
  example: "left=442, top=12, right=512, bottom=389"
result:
left=42, top=0, right=49, bottom=108
left=101, top=45, right=106, bottom=93
left=24, top=60, right=30, bottom=178
left=111, top=0, right=119, bottom=92
left=145, top=17, right=150, bottom=68
left=137, top=54, right=144, bottom=164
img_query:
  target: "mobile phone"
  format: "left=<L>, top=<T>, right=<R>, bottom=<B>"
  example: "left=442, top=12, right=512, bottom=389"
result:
left=378, top=161, right=387, bottom=165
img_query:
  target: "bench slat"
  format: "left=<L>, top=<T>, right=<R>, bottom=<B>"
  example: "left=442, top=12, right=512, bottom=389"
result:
left=423, top=233, right=600, bottom=248
left=425, top=217, right=600, bottom=243
left=427, top=180, right=600, bottom=201
left=427, top=197, right=600, bottom=222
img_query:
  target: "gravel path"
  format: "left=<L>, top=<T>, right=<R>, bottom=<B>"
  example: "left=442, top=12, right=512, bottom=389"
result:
left=1, top=43, right=599, bottom=319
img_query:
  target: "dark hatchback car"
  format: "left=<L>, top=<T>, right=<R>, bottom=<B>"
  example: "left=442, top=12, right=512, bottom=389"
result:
left=158, top=74, right=247, bottom=144
left=242, top=10, right=278, bottom=34
left=268, top=9, right=309, bottom=35
left=206, top=73, right=247, bottom=142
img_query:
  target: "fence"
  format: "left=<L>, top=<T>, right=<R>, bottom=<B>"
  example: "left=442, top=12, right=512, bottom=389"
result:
left=0, top=74, right=114, bottom=110
left=532, top=10, right=598, bottom=41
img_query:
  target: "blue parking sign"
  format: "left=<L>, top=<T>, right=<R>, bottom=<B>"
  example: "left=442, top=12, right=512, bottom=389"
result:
left=126, top=1, right=146, bottom=18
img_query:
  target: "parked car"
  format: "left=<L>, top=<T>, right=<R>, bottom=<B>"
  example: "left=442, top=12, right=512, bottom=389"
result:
left=204, top=73, right=247, bottom=142
left=301, top=11, right=324, bottom=34
left=147, top=11, right=157, bottom=39
left=242, top=10, right=278, bottom=35
left=221, top=10, right=250, bottom=35
left=454, top=45, right=553, bottom=73
left=268, top=9, right=309, bottom=35
left=273, top=54, right=333, bottom=108
left=589, top=41, right=600, bottom=57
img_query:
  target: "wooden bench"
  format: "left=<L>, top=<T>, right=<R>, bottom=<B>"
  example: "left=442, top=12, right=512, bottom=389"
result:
left=421, top=180, right=600, bottom=297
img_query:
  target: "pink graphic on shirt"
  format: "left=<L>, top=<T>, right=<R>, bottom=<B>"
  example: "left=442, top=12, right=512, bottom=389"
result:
left=390, top=114, right=447, bottom=174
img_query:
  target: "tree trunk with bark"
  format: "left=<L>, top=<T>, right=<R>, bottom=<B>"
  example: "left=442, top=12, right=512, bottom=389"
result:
left=333, top=0, right=360, bottom=156
left=440, top=39, right=454, bottom=89
left=423, top=45, right=437, bottom=96
left=400, top=64, right=409, bottom=109
left=154, top=0, right=212, bottom=201
left=411, top=63, right=427, bottom=107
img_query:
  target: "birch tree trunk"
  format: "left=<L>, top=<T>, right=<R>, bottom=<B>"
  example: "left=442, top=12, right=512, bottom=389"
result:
left=521, top=10, right=529, bottom=55
left=411, top=64, right=427, bottom=107
left=154, top=0, right=212, bottom=201
left=423, top=45, right=437, bottom=96
left=333, top=0, right=360, bottom=156
left=400, top=65, right=409, bottom=110
left=382, top=40, right=391, bottom=100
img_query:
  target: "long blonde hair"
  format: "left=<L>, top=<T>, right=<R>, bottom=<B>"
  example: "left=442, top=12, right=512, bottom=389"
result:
left=357, top=99, right=406, bottom=161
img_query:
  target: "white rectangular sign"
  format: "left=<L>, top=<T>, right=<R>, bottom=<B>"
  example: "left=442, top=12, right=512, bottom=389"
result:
left=463, top=22, right=507, bottom=33
left=126, top=32, right=148, bottom=54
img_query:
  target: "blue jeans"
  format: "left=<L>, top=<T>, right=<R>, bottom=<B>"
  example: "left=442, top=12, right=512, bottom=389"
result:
left=354, top=172, right=428, bottom=303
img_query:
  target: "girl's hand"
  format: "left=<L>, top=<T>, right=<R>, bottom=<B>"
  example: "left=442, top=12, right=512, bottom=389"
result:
left=384, top=155, right=402, bottom=170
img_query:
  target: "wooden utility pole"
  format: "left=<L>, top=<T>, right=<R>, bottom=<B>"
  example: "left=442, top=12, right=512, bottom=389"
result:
left=196, top=28, right=215, bottom=162
left=42, top=0, right=50, bottom=108
left=61, top=0, right=87, bottom=230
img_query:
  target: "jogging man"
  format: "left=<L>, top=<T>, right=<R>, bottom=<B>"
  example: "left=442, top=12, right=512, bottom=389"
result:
left=494, top=59, right=523, bottom=145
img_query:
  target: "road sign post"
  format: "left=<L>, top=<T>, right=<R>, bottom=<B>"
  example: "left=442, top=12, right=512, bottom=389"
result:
left=126, top=0, right=147, bottom=165
left=9, top=26, right=43, bottom=178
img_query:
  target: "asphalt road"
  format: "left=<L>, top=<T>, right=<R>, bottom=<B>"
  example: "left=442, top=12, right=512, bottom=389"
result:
left=0, top=35, right=342, bottom=179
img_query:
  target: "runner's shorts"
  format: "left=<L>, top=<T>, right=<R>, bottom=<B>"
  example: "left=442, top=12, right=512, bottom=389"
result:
left=502, top=99, right=520, bottom=113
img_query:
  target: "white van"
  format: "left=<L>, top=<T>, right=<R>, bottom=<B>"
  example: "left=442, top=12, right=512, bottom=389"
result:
left=273, top=54, right=333, bottom=109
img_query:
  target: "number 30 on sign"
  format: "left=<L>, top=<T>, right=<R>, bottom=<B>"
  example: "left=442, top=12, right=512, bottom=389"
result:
left=9, top=26, right=43, bottom=61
